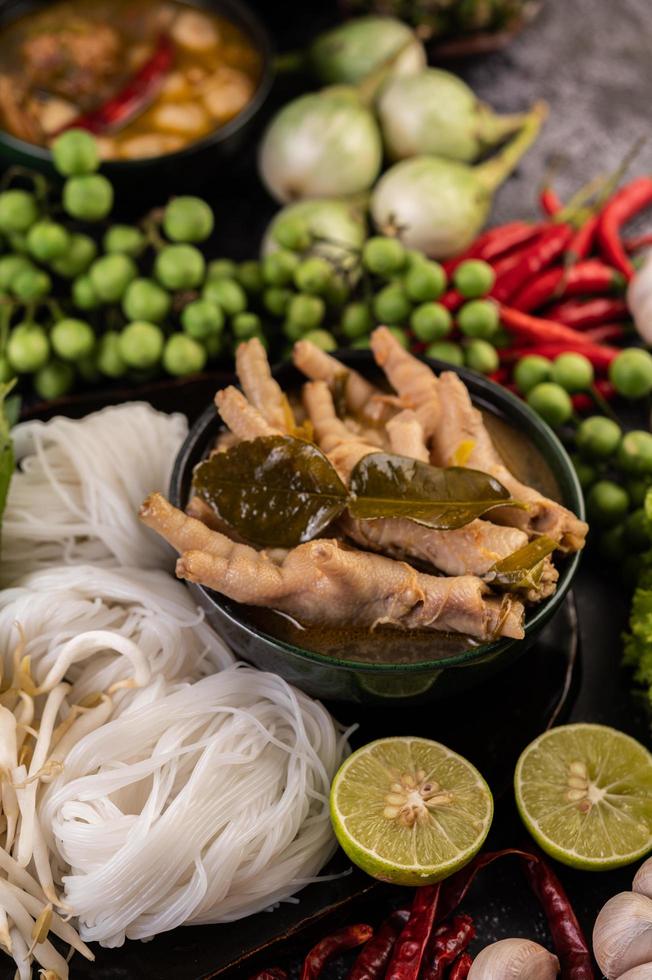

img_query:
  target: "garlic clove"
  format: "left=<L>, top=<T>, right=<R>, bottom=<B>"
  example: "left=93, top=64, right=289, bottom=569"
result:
left=633, top=857, right=652, bottom=900
left=467, top=938, right=559, bottom=978
left=615, top=966, right=652, bottom=979
left=593, top=892, right=652, bottom=978
left=627, top=252, right=652, bottom=344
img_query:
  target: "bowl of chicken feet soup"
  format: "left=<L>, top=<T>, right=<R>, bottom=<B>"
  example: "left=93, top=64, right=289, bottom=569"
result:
left=151, top=328, right=586, bottom=703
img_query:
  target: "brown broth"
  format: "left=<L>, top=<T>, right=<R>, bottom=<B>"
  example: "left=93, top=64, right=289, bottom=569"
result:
left=230, top=409, right=563, bottom=665
left=0, top=0, right=262, bottom=159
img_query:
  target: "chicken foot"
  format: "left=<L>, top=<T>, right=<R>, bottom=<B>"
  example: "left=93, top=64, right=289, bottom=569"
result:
left=140, top=493, right=524, bottom=640
left=302, top=381, right=555, bottom=595
left=293, top=339, right=394, bottom=423
left=371, top=327, right=587, bottom=553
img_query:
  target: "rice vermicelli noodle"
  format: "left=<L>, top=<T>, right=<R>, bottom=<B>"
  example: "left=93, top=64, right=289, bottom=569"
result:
left=1, top=403, right=188, bottom=583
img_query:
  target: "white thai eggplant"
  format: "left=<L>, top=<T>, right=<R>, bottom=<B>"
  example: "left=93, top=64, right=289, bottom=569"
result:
left=377, top=68, right=532, bottom=163
left=308, top=16, right=425, bottom=85
left=259, top=88, right=382, bottom=203
left=261, top=198, right=367, bottom=278
left=371, top=102, right=546, bottom=258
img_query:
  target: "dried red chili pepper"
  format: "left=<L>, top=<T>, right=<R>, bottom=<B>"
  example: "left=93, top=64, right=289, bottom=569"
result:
left=491, top=224, right=575, bottom=302
left=56, top=34, right=174, bottom=136
left=300, top=924, right=373, bottom=980
left=539, top=187, right=563, bottom=217
left=421, top=914, right=475, bottom=980
left=597, top=176, right=652, bottom=279
left=521, top=855, right=595, bottom=980
left=511, top=260, right=625, bottom=312
left=348, top=910, right=409, bottom=980
left=436, top=849, right=595, bottom=980
left=500, top=341, right=617, bottom=370
left=545, top=296, right=629, bottom=329
left=385, top=884, right=441, bottom=980
left=248, top=970, right=287, bottom=980
left=448, top=952, right=473, bottom=979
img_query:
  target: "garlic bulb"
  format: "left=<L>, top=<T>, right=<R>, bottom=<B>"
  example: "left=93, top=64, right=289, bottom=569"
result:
left=633, top=857, right=652, bottom=899
left=467, top=938, right=560, bottom=978
left=593, top=891, right=652, bottom=978
left=615, top=966, right=652, bottom=979
left=627, top=250, right=652, bottom=343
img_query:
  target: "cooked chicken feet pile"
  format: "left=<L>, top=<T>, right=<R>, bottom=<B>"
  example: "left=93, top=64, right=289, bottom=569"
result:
left=141, top=331, right=588, bottom=644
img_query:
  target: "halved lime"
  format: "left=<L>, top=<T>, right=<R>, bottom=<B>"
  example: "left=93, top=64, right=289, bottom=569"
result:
left=515, top=723, right=652, bottom=871
left=330, top=736, right=493, bottom=886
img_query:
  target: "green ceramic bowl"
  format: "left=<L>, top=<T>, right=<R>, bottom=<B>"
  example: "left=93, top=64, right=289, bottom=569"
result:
left=0, top=0, right=274, bottom=198
left=170, top=351, right=584, bottom=704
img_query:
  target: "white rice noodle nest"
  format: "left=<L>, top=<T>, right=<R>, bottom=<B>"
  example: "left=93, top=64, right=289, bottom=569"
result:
left=0, top=564, right=233, bottom=704
left=1, top=402, right=188, bottom=583
left=39, top=664, right=346, bottom=946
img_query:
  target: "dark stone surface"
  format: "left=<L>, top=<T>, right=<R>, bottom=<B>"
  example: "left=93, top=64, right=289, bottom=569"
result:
left=5, top=0, right=652, bottom=975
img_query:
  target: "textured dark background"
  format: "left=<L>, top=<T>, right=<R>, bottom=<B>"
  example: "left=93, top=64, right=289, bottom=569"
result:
left=3, top=0, right=652, bottom=975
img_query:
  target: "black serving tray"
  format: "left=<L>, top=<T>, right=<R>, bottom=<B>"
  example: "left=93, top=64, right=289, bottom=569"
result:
left=43, top=594, right=581, bottom=979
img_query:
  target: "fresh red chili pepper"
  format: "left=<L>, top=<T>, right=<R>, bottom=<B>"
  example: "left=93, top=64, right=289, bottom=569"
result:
left=436, top=849, right=595, bottom=980
left=385, top=884, right=441, bottom=980
left=348, top=910, right=409, bottom=980
left=572, top=380, right=616, bottom=412
left=545, top=296, right=629, bottom=328
left=624, top=232, right=652, bottom=252
left=300, top=924, right=372, bottom=980
left=442, top=223, right=540, bottom=274
left=597, top=176, right=652, bottom=279
left=491, top=224, right=575, bottom=303
left=566, top=214, right=599, bottom=264
left=56, top=34, right=174, bottom=136
left=584, top=323, right=628, bottom=344
left=500, top=342, right=617, bottom=370
left=511, top=260, right=625, bottom=312
left=540, top=187, right=563, bottom=216
left=499, top=304, right=620, bottom=355
left=421, top=914, right=475, bottom=980
left=440, top=290, right=464, bottom=312
left=488, top=366, right=510, bottom=384
left=248, top=971, right=287, bottom=980
left=480, top=224, right=545, bottom=263
left=449, top=953, right=473, bottom=979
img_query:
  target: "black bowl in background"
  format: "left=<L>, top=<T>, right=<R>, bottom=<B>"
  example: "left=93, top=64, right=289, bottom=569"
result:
left=0, top=0, right=274, bottom=201
left=170, top=350, right=585, bottom=704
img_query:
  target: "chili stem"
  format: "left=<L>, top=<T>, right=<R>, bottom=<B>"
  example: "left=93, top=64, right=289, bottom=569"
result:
left=589, top=384, right=622, bottom=424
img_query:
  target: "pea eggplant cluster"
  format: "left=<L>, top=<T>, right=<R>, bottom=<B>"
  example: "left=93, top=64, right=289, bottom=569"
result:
left=0, top=129, right=260, bottom=401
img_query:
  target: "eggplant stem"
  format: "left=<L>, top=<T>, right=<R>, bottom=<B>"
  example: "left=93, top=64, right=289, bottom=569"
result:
left=475, top=101, right=548, bottom=193
left=478, top=106, right=531, bottom=150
